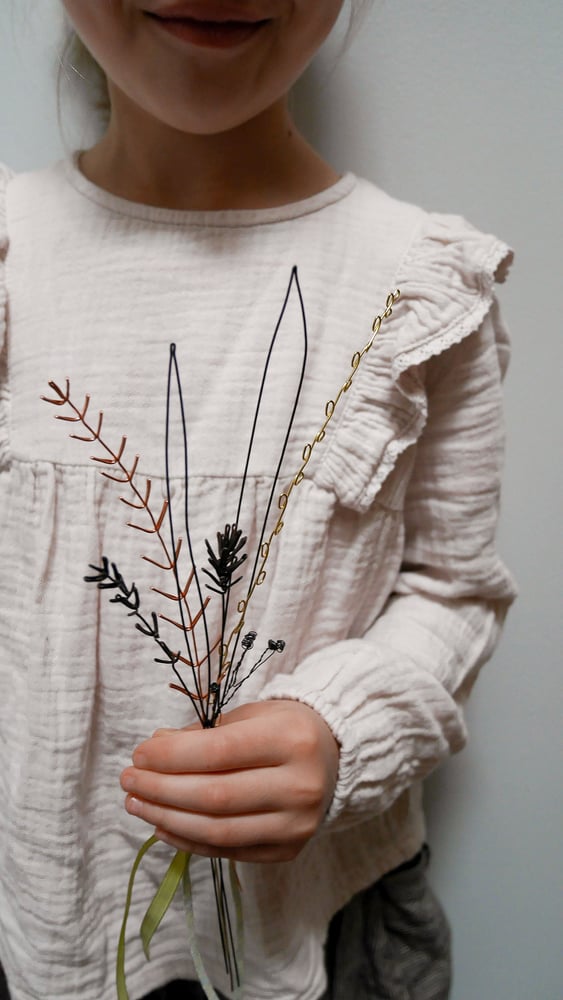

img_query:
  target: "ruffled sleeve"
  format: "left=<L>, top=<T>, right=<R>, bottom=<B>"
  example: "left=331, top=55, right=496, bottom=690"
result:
left=260, top=211, right=517, bottom=830
left=393, top=210, right=513, bottom=388
left=310, top=210, right=514, bottom=512
left=0, top=163, right=13, bottom=470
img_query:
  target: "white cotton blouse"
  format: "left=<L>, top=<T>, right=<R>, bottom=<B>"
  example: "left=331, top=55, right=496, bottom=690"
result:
left=0, top=156, right=516, bottom=1000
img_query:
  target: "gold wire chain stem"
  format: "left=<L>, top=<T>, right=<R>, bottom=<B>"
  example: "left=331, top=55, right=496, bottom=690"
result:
left=221, top=289, right=400, bottom=664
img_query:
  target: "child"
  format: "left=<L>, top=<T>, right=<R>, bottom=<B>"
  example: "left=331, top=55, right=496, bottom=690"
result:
left=0, top=2, right=516, bottom=999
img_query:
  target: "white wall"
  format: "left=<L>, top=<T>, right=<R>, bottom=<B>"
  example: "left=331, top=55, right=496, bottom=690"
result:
left=1, top=1, right=561, bottom=997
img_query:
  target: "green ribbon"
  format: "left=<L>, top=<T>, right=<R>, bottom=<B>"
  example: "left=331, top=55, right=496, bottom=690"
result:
left=117, top=836, right=244, bottom=1000
left=117, top=834, right=159, bottom=1000
left=141, top=848, right=189, bottom=959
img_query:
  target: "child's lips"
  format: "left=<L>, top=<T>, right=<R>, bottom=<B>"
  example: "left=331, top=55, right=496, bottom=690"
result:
left=145, top=10, right=272, bottom=49
left=147, top=1, right=270, bottom=18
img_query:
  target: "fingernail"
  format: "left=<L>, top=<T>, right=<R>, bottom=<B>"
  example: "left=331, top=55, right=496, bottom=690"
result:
left=126, top=795, right=142, bottom=816
left=121, top=771, right=135, bottom=792
left=132, top=751, right=147, bottom=767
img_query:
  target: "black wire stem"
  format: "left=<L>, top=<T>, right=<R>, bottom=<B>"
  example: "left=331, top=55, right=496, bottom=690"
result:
left=221, top=266, right=308, bottom=702
left=166, top=343, right=214, bottom=726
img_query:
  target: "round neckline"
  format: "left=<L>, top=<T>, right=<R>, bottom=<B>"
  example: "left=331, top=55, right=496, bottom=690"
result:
left=61, top=151, right=357, bottom=228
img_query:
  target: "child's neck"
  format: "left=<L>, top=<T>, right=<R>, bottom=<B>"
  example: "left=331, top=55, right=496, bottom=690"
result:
left=79, top=97, right=340, bottom=212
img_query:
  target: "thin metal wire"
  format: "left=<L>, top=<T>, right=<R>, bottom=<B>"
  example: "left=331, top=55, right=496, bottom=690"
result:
left=220, top=266, right=308, bottom=703
left=222, top=286, right=401, bottom=667
left=164, top=345, right=206, bottom=712
left=168, top=344, right=215, bottom=726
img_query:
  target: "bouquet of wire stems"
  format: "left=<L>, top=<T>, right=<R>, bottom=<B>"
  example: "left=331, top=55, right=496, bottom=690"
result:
left=42, top=269, right=399, bottom=1000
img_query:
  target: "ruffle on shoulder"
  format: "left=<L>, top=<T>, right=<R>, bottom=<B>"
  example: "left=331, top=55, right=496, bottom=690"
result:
left=392, top=212, right=513, bottom=383
left=0, top=163, right=14, bottom=469
left=311, top=211, right=513, bottom=512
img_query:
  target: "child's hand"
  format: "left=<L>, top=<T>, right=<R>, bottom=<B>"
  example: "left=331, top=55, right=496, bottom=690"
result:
left=120, top=700, right=339, bottom=863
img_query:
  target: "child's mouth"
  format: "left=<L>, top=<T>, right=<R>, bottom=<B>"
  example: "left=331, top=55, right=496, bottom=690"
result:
left=145, top=10, right=272, bottom=50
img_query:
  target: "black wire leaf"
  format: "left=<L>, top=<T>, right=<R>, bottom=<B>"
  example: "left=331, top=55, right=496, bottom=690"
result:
left=202, top=523, right=248, bottom=595
left=111, top=585, right=140, bottom=614
left=86, top=559, right=141, bottom=614
left=84, top=557, right=111, bottom=584
left=135, top=610, right=160, bottom=639
left=84, top=556, right=197, bottom=704
left=153, top=646, right=181, bottom=668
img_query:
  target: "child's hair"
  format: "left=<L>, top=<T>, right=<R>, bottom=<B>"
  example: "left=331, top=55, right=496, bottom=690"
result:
left=58, top=0, right=372, bottom=126
left=58, top=20, right=110, bottom=125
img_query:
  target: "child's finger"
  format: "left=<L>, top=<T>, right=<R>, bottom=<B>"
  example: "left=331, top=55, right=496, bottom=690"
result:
left=132, top=715, right=284, bottom=774
left=125, top=795, right=306, bottom=851
left=120, top=762, right=284, bottom=814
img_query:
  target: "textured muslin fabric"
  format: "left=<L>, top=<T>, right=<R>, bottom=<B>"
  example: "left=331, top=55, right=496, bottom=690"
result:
left=0, top=849, right=450, bottom=1000
left=0, top=156, right=515, bottom=1000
